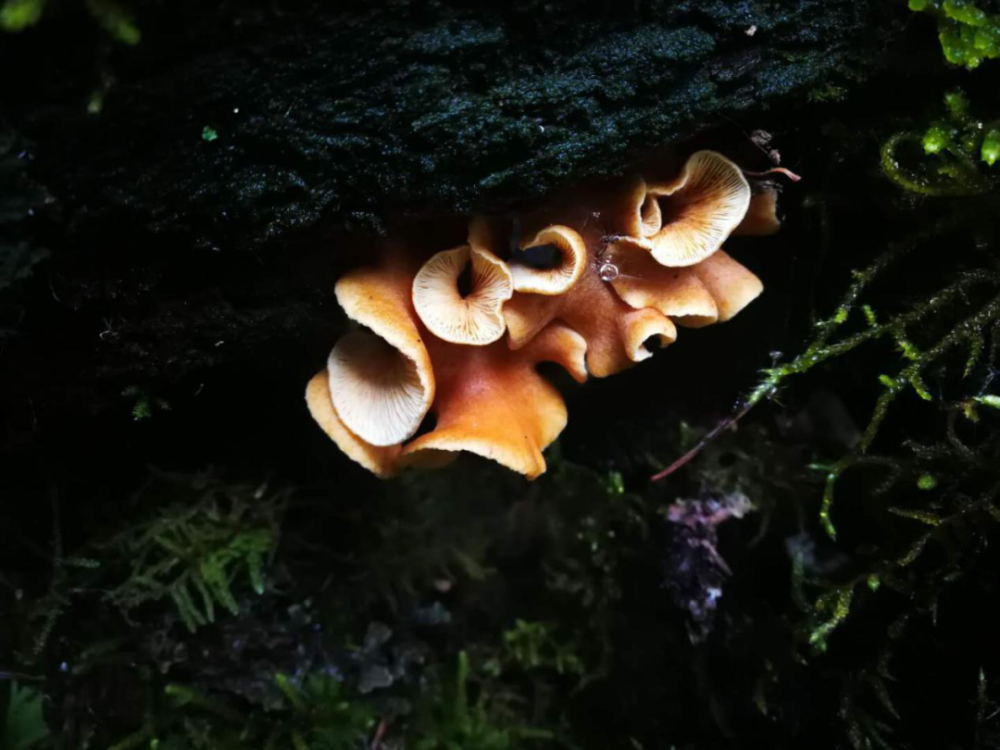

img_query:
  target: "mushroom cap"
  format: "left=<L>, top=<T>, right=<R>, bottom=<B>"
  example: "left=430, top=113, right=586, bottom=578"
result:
left=327, top=330, right=432, bottom=447
left=305, top=371, right=403, bottom=478
left=622, top=308, right=677, bottom=363
left=508, top=224, right=587, bottom=295
left=330, top=258, right=435, bottom=446
left=606, top=239, right=720, bottom=328
left=690, top=249, right=763, bottom=322
left=403, top=324, right=587, bottom=478
left=733, top=189, right=781, bottom=236
left=503, top=249, right=668, bottom=378
left=412, top=244, right=513, bottom=345
left=646, top=150, right=751, bottom=267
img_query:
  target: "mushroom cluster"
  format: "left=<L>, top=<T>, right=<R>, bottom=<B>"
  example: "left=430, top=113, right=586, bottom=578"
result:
left=307, top=151, right=783, bottom=479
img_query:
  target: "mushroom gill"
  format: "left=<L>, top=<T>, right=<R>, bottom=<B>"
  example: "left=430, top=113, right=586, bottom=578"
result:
left=412, top=243, right=513, bottom=345
left=643, top=150, right=751, bottom=267
left=328, top=254, right=436, bottom=446
left=305, top=371, right=403, bottom=478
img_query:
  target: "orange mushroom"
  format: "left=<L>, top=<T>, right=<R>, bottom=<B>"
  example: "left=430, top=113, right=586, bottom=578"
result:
left=307, top=251, right=589, bottom=478
left=621, top=308, right=678, bottom=363
left=734, top=188, right=781, bottom=236
left=508, top=224, right=587, bottom=295
left=412, top=243, right=513, bottom=345
left=307, top=145, right=787, bottom=481
left=307, top=321, right=587, bottom=479
left=643, top=150, right=751, bottom=267
left=605, top=240, right=763, bottom=327
left=327, top=253, right=435, bottom=446
left=305, top=372, right=403, bottom=478
left=503, top=225, right=678, bottom=377
left=402, top=323, right=587, bottom=478
left=689, top=249, right=764, bottom=322
left=604, top=239, right=720, bottom=328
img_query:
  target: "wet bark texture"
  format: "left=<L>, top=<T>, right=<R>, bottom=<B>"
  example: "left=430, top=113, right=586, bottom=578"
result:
left=0, top=0, right=896, bottom=441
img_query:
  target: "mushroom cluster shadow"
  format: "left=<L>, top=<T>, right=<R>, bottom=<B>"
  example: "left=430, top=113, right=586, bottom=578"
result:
left=307, top=151, right=783, bottom=479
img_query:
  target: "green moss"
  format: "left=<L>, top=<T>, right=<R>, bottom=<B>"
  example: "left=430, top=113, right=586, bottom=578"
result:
left=103, top=472, right=285, bottom=632
left=86, top=0, right=140, bottom=45
left=909, top=0, right=1000, bottom=68
left=409, top=652, right=553, bottom=750
left=0, top=0, right=44, bottom=32
left=1, top=682, right=49, bottom=750
left=982, top=128, right=1000, bottom=165
left=882, top=89, right=996, bottom=196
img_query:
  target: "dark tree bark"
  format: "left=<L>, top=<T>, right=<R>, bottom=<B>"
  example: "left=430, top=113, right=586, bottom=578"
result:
left=0, top=0, right=900, bottom=444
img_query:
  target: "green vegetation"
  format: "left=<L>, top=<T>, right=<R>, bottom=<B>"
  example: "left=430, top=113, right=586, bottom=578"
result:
left=0, top=0, right=139, bottom=43
left=104, top=472, right=285, bottom=632
left=881, top=89, right=998, bottom=196
left=909, top=0, right=1000, bottom=68
left=1, top=683, right=49, bottom=750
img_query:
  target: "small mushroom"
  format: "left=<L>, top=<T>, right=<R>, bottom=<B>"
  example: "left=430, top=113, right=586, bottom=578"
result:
left=412, top=243, right=513, bottom=345
left=622, top=308, right=678, bottom=363
left=403, top=323, right=587, bottom=478
left=508, top=224, right=587, bottom=295
left=323, top=254, right=436, bottom=447
left=733, top=189, right=781, bottom=236
left=644, top=151, right=751, bottom=267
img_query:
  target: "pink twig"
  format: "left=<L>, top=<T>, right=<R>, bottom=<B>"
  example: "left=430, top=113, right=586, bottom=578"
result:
left=371, top=718, right=389, bottom=749
left=743, top=166, right=803, bottom=182
left=650, top=398, right=757, bottom=482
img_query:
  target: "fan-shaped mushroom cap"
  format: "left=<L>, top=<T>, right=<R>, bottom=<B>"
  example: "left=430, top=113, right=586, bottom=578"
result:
left=645, top=151, right=751, bottom=267
left=305, top=371, right=403, bottom=478
left=690, top=250, right=763, bottom=322
left=508, top=225, right=587, bottom=295
left=402, top=324, right=587, bottom=478
left=606, top=240, right=720, bottom=328
left=412, top=244, right=513, bottom=345
left=329, top=257, right=435, bottom=446
left=734, top=189, right=781, bottom=236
